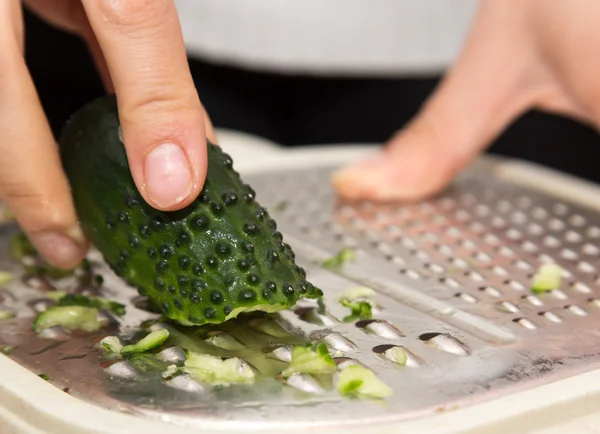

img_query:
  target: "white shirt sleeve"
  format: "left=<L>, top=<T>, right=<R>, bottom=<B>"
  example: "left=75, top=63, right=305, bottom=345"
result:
left=174, top=0, right=478, bottom=76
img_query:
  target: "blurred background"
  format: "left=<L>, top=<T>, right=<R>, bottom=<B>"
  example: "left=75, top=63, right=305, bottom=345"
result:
left=23, top=1, right=600, bottom=185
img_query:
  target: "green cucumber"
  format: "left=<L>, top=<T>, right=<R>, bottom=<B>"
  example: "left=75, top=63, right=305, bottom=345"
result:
left=58, top=94, right=321, bottom=326
left=281, top=343, right=336, bottom=378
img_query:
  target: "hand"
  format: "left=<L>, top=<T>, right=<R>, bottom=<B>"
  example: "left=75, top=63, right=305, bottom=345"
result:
left=332, top=0, right=598, bottom=202
left=0, top=0, right=215, bottom=269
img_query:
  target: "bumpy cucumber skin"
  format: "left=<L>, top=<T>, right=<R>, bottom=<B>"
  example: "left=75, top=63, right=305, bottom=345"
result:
left=58, top=94, right=321, bottom=325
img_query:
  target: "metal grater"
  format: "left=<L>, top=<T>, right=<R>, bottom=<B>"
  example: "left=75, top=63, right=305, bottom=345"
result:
left=2, top=152, right=600, bottom=432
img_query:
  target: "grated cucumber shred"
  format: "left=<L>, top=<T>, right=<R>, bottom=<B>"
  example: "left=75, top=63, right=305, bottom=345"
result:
left=322, top=247, right=356, bottom=270
left=341, top=300, right=373, bottom=322
left=337, top=364, right=393, bottom=399
left=282, top=343, right=336, bottom=378
left=531, top=263, right=563, bottom=293
left=56, top=293, right=126, bottom=317
left=99, top=336, right=123, bottom=354
left=184, top=352, right=255, bottom=386
left=0, top=310, right=15, bottom=321
left=33, top=306, right=101, bottom=333
left=0, top=271, right=13, bottom=287
left=121, top=329, right=170, bottom=355
left=390, top=347, right=408, bottom=366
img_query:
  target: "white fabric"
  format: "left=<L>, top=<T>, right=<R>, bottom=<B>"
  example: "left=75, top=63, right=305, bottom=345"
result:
left=174, top=0, right=478, bottom=76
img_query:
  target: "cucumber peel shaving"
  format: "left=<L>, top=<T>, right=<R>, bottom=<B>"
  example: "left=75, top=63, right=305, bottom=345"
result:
left=282, top=343, right=336, bottom=378
left=337, top=364, right=393, bottom=399
left=341, top=300, right=373, bottom=322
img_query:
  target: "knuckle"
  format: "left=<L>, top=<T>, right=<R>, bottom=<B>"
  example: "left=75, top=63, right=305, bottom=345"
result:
left=120, top=85, right=201, bottom=125
left=98, top=0, right=173, bottom=28
left=0, top=181, right=69, bottom=232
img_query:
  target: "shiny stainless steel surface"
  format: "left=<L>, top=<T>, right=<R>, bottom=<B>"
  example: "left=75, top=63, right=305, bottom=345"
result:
left=2, top=162, right=600, bottom=431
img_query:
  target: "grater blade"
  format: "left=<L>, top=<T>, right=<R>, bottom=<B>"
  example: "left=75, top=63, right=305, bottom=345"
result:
left=2, top=158, right=600, bottom=431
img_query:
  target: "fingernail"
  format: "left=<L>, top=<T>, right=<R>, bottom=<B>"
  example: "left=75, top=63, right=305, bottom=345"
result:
left=144, top=143, right=193, bottom=208
left=30, top=232, right=85, bottom=268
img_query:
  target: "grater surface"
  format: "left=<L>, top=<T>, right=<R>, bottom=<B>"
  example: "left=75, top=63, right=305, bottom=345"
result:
left=2, top=160, right=600, bottom=430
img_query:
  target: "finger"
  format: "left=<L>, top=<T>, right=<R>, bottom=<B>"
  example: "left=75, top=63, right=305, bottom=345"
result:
left=332, top=1, right=536, bottom=202
left=0, top=7, right=87, bottom=268
left=81, top=0, right=207, bottom=211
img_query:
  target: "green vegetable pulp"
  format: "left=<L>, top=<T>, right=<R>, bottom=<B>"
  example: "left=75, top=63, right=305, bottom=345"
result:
left=58, top=94, right=321, bottom=326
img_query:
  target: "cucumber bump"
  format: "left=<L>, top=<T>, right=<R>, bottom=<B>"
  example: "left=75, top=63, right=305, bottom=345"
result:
left=58, top=94, right=321, bottom=326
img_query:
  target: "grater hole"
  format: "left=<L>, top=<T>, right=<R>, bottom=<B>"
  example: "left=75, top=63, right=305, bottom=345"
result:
left=356, top=319, right=405, bottom=339
left=543, top=236, right=561, bottom=248
left=564, top=305, right=587, bottom=316
left=505, top=280, right=526, bottom=291
left=448, top=257, right=468, bottom=270
left=439, top=277, right=461, bottom=288
left=539, top=311, right=562, bottom=323
left=284, top=373, right=328, bottom=395
left=469, top=221, right=486, bottom=234
left=588, top=298, right=600, bottom=308
left=569, top=214, right=586, bottom=227
left=505, top=229, right=523, bottom=241
left=587, top=226, right=600, bottom=238
left=474, top=252, right=492, bottom=263
left=578, top=261, right=596, bottom=273
left=475, top=204, right=491, bottom=217
left=492, top=266, right=509, bottom=277
left=522, top=294, right=543, bottom=306
left=571, top=282, right=592, bottom=294
left=514, top=259, right=532, bottom=271
left=532, top=207, right=549, bottom=220
left=560, top=248, right=579, bottom=261
left=498, top=246, right=515, bottom=257
left=156, top=346, right=186, bottom=364
left=263, top=344, right=294, bottom=363
left=553, top=203, right=569, bottom=216
left=418, top=332, right=470, bottom=356
left=496, top=301, right=519, bottom=313
left=496, top=200, right=512, bottom=213
left=527, top=223, right=544, bottom=236
left=460, top=239, right=477, bottom=250
left=491, top=217, right=506, bottom=229
left=101, top=360, right=140, bottom=380
left=510, top=211, right=528, bottom=225
left=517, top=195, right=533, bottom=209
left=373, top=345, right=422, bottom=367
left=548, top=218, right=566, bottom=232
left=466, top=271, right=485, bottom=282
left=165, top=374, right=207, bottom=393
left=513, top=318, right=537, bottom=330
left=425, top=262, right=446, bottom=274
left=294, top=307, right=339, bottom=326
left=521, top=241, right=539, bottom=253
left=582, top=243, right=599, bottom=256
left=309, top=331, right=358, bottom=353
left=565, top=230, right=582, bottom=243
left=333, top=357, right=369, bottom=370
left=480, top=286, right=502, bottom=297
left=455, top=292, right=478, bottom=303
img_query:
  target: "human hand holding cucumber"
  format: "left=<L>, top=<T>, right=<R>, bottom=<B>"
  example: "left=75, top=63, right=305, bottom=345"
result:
left=2, top=0, right=600, bottom=273
left=0, top=0, right=214, bottom=270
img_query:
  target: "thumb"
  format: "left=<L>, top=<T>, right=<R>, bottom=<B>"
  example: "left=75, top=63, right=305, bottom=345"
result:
left=332, top=1, right=535, bottom=202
